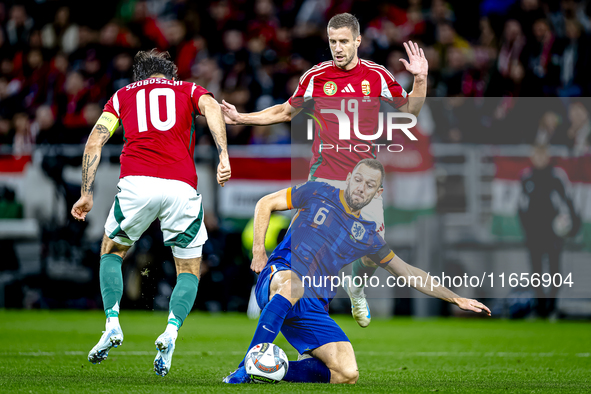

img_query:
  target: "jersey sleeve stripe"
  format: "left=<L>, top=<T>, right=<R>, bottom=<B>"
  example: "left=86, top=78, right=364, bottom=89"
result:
left=380, top=251, right=395, bottom=266
left=299, top=63, right=332, bottom=83
left=113, top=91, right=120, bottom=116
left=361, top=60, right=398, bottom=84
left=191, top=83, right=197, bottom=97
left=304, top=73, right=322, bottom=101
left=368, top=69, right=394, bottom=101
left=299, top=61, right=331, bottom=81
left=368, top=246, right=395, bottom=267
left=286, top=188, right=293, bottom=209
left=287, top=208, right=301, bottom=232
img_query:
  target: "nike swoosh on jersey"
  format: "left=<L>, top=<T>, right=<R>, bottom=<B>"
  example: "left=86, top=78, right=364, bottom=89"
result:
left=262, top=325, right=276, bottom=334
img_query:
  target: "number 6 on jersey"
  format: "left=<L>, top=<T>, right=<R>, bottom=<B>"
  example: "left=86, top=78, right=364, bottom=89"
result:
left=314, top=207, right=329, bottom=225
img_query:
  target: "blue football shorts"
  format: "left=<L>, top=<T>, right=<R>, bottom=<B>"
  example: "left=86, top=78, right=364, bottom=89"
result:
left=255, top=258, right=350, bottom=355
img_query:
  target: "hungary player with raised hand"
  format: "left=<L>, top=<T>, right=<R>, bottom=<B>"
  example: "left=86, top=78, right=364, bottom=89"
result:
left=71, top=50, right=231, bottom=376
left=221, top=13, right=428, bottom=328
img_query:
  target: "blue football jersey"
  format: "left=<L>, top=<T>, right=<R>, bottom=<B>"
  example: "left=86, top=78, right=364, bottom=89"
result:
left=267, top=182, right=395, bottom=301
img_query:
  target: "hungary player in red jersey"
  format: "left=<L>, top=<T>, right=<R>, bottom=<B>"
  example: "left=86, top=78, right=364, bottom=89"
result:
left=222, top=13, right=428, bottom=329
left=71, top=50, right=231, bottom=376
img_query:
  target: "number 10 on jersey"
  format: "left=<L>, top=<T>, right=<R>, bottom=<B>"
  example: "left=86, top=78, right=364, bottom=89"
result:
left=136, top=88, right=176, bottom=132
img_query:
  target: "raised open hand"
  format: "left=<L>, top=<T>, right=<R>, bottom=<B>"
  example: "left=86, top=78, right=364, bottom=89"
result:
left=399, top=41, right=428, bottom=77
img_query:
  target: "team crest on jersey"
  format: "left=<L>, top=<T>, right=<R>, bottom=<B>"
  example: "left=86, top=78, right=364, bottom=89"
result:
left=351, top=222, right=365, bottom=241
left=323, top=81, right=337, bottom=96
left=361, top=80, right=370, bottom=95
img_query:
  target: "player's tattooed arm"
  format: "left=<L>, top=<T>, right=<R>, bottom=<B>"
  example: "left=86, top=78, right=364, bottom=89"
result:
left=92, top=124, right=112, bottom=146
left=198, top=94, right=231, bottom=186
left=71, top=123, right=111, bottom=221
left=81, top=153, right=98, bottom=196
left=198, top=94, right=228, bottom=152
left=80, top=124, right=110, bottom=197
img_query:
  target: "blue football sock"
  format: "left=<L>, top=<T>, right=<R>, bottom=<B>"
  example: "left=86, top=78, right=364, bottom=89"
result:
left=283, top=358, right=331, bottom=383
left=239, top=294, right=293, bottom=368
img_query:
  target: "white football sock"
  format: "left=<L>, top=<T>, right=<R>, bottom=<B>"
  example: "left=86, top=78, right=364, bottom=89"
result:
left=106, top=316, right=119, bottom=330
left=165, top=323, right=178, bottom=340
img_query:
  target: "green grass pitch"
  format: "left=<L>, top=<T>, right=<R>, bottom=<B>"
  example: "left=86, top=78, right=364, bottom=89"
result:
left=1, top=310, right=589, bottom=393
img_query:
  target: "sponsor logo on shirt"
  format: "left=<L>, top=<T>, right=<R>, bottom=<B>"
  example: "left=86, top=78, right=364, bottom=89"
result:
left=341, top=83, right=355, bottom=93
left=323, top=81, right=337, bottom=96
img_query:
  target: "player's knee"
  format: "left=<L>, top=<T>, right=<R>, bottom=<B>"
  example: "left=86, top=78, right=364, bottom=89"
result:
left=101, top=234, right=129, bottom=258
left=271, top=278, right=304, bottom=303
left=287, top=277, right=305, bottom=300
left=343, top=366, right=359, bottom=384
left=332, top=366, right=359, bottom=384
left=174, top=256, right=201, bottom=277
left=270, top=272, right=303, bottom=304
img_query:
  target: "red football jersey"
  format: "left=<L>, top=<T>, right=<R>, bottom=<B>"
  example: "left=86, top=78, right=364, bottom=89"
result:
left=103, top=77, right=211, bottom=189
left=289, top=59, right=408, bottom=181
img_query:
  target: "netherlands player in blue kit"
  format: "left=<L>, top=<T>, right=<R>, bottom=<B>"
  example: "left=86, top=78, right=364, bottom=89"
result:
left=223, top=159, right=491, bottom=384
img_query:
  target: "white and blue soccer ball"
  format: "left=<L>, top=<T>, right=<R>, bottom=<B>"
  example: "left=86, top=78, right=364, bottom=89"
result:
left=244, top=342, right=289, bottom=383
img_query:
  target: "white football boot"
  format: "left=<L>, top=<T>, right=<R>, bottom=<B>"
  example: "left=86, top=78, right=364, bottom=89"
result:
left=88, top=326, right=124, bottom=364
left=154, top=331, right=176, bottom=376
left=344, top=275, right=371, bottom=327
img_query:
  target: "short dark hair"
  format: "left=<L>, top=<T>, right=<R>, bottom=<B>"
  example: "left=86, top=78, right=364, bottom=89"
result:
left=327, top=13, right=360, bottom=38
left=132, top=49, right=178, bottom=82
left=353, top=158, right=385, bottom=186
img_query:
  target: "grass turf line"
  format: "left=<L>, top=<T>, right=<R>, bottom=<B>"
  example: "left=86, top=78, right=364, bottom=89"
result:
left=1, top=310, right=590, bottom=393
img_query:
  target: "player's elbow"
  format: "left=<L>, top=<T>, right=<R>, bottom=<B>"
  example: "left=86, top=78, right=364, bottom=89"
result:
left=278, top=102, right=292, bottom=122
left=254, top=196, right=274, bottom=219
left=281, top=110, right=292, bottom=122
left=199, top=95, right=220, bottom=117
left=255, top=194, right=271, bottom=210
left=85, top=135, right=103, bottom=151
left=258, top=192, right=283, bottom=212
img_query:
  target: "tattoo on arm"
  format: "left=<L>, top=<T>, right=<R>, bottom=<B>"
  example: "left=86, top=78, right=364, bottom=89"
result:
left=81, top=153, right=98, bottom=195
left=210, top=127, right=227, bottom=155
left=200, top=96, right=228, bottom=155
left=92, top=124, right=111, bottom=146
left=210, top=110, right=228, bottom=156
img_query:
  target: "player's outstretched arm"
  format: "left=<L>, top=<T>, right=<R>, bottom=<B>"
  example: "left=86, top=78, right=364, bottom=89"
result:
left=383, top=254, right=491, bottom=316
left=251, top=189, right=291, bottom=273
left=71, top=114, right=115, bottom=221
left=221, top=100, right=301, bottom=126
left=199, top=94, right=231, bottom=187
left=397, top=41, right=428, bottom=117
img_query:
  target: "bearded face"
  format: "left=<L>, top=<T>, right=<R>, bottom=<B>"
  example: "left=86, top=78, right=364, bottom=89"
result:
left=344, top=164, right=383, bottom=212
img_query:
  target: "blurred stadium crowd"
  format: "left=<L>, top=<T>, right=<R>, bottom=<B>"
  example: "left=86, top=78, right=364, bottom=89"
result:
left=1, top=0, right=591, bottom=149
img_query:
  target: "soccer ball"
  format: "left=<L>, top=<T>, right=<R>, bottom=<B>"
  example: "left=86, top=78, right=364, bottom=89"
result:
left=244, top=343, right=289, bottom=383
